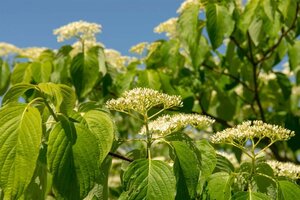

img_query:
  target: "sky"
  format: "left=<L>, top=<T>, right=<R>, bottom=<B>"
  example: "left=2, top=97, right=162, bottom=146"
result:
left=0, top=0, right=183, bottom=55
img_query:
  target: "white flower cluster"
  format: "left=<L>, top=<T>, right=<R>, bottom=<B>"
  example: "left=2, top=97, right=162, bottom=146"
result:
left=53, top=20, right=101, bottom=42
left=0, top=42, right=21, bottom=56
left=106, top=88, right=183, bottom=115
left=267, top=160, right=300, bottom=180
left=105, top=49, right=135, bottom=70
left=211, top=121, right=295, bottom=144
left=177, top=0, right=202, bottom=13
left=130, top=42, right=148, bottom=55
left=20, top=47, right=47, bottom=60
left=154, top=18, right=178, bottom=39
left=139, top=113, right=214, bottom=136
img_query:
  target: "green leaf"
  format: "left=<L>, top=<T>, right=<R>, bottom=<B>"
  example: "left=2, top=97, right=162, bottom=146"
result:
left=262, top=0, right=275, bottom=21
left=0, top=104, right=42, bottom=199
left=232, top=191, right=272, bottom=200
left=70, top=47, right=100, bottom=99
left=275, top=72, right=292, bottom=100
left=196, top=139, right=216, bottom=178
left=137, top=69, right=161, bottom=90
left=238, top=0, right=260, bottom=33
left=248, top=16, right=263, bottom=46
left=207, top=172, right=232, bottom=200
left=121, top=159, right=176, bottom=200
left=214, top=154, right=235, bottom=173
left=178, top=4, right=198, bottom=49
left=11, top=63, right=32, bottom=85
left=171, top=141, right=200, bottom=199
left=38, top=83, right=76, bottom=115
left=252, top=175, right=277, bottom=198
left=288, top=41, right=300, bottom=70
left=47, top=116, right=100, bottom=200
left=82, top=110, right=115, bottom=164
left=31, top=61, right=52, bottom=83
left=0, top=59, right=10, bottom=95
left=206, top=3, right=235, bottom=49
left=2, top=83, right=36, bottom=105
left=278, top=180, right=300, bottom=200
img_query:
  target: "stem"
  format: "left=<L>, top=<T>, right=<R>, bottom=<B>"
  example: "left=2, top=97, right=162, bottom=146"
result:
left=43, top=98, right=59, bottom=122
left=144, top=115, right=152, bottom=159
left=148, top=108, right=166, bottom=120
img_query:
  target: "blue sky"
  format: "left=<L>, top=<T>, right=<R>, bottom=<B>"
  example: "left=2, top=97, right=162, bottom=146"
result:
left=0, top=0, right=183, bottom=55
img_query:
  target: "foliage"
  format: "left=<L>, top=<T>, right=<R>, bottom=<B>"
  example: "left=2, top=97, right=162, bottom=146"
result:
left=1, top=0, right=300, bottom=199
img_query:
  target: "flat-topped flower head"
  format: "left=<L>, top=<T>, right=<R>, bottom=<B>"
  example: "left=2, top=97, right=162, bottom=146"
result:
left=53, top=20, right=101, bottom=42
left=139, top=113, right=214, bottom=136
left=0, top=42, right=21, bottom=57
left=211, top=120, right=295, bottom=144
left=177, top=0, right=202, bottom=14
left=267, top=160, right=300, bottom=180
left=20, top=47, right=47, bottom=60
left=106, top=88, right=183, bottom=115
left=154, top=18, right=178, bottom=39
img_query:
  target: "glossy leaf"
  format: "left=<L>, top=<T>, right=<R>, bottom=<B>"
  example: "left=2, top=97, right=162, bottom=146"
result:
left=196, top=139, right=216, bottom=178
left=207, top=172, right=232, bottom=200
left=172, top=141, right=200, bottom=199
left=70, top=47, right=100, bottom=99
left=47, top=116, right=100, bottom=200
left=278, top=180, right=300, bottom=200
left=2, top=83, right=36, bottom=105
left=121, top=159, right=176, bottom=200
left=206, top=3, right=235, bottom=49
left=0, top=60, right=10, bottom=95
left=38, top=83, right=76, bottom=114
left=232, top=191, right=272, bottom=200
left=0, top=104, right=42, bottom=199
left=82, top=110, right=115, bottom=164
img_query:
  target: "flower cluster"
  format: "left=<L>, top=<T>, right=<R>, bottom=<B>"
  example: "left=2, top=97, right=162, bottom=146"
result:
left=105, top=49, right=135, bottom=70
left=267, top=160, right=300, bottom=180
left=211, top=121, right=295, bottom=144
left=130, top=42, right=148, bottom=55
left=139, top=113, right=214, bottom=136
left=106, top=88, right=183, bottom=115
left=20, top=47, right=47, bottom=60
left=177, top=0, right=202, bottom=13
left=53, top=20, right=101, bottom=42
left=154, top=18, right=178, bottom=39
left=0, top=42, right=21, bottom=57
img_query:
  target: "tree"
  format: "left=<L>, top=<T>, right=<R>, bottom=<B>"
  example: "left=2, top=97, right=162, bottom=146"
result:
left=0, top=0, right=300, bottom=199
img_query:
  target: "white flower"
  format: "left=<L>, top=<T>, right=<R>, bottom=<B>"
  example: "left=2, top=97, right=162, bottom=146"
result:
left=130, top=42, right=148, bottom=55
left=0, top=42, right=21, bottom=57
left=105, top=49, right=134, bottom=70
left=154, top=18, right=178, bottom=39
left=177, top=0, right=202, bottom=14
left=20, top=47, right=47, bottom=60
left=266, top=160, right=300, bottom=180
left=106, top=88, right=183, bottom=115
left=139, top=113, right=214, bottom=136
left=211, top=120, right=295, bottom=144
left=53, top=20, right=101, bottom=42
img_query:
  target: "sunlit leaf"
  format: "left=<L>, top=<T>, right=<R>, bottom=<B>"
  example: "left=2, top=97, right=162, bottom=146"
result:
left=0, top=104, right=42, bottom=199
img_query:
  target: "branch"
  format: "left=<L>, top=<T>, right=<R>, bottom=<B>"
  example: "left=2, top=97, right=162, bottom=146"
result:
left=202, top=62, right=254, bottom=92
left=108, top=152, right=133, bottom=162
left=197, top=96, right=232, bottom=128
left=247, top=32, right=265, bottom=121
